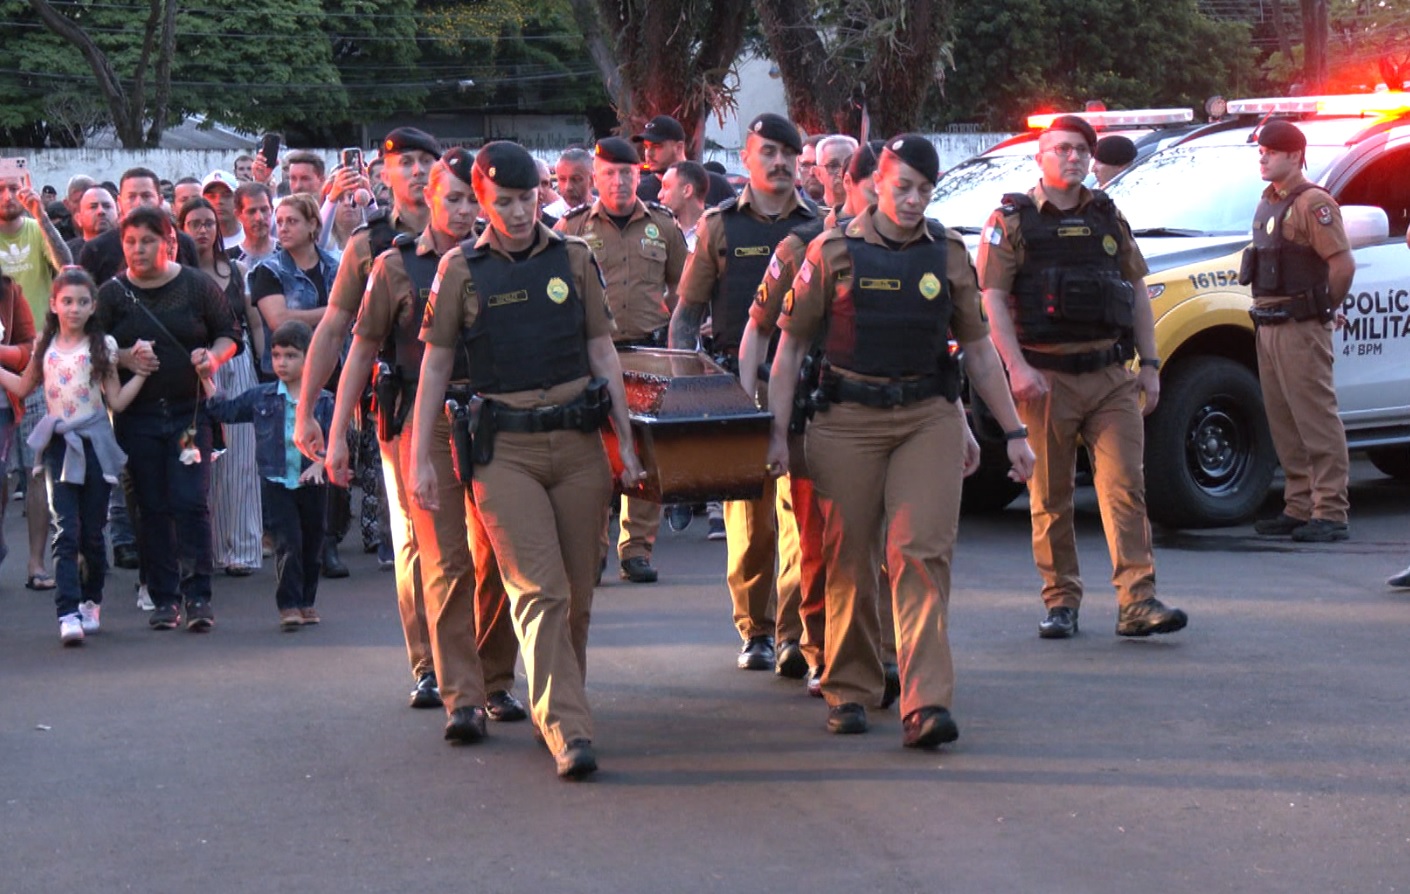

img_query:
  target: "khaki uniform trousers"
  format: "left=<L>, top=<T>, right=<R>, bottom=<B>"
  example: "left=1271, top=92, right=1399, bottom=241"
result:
left=806, top=397, right=965, bottom=716
left=775, top=473, right=804, bottom=645
left=1256, top=319, right=1349, bottom=523
left=1018, top=364, right=1157, bottom=611
left=599, top=494, right=660, bottom=563
left=384, top=413, right=521, bottom=711
left=379, top=435, right=432, bottom=682
left=472, top=428, right=612, bottom=756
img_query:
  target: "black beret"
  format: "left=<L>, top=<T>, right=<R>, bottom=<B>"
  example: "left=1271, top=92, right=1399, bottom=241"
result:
left=1094, top=135, right=1138, bottom=166
left=381, top=127, right=442, bottom=159
left=747, top=113, right=803, bottom=154
left=594, top=137, right=640, bottom=165
left=472, top=141, right=539, bottom=190
left=702, top=160, right=727, bottom=175
left=441, top=147, right=474, bottom=187
left=882, top=134, right=940, bottom=185
left=632, top=115, right=686, bottom=144
left=1257, top=119, right=1307, bottom=153
left=1045, top=115, right=1098, bottom=150
left=848, top=139, right=886, bottom=181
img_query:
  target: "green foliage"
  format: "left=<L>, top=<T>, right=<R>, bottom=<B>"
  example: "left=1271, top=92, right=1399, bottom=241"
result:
left=0, top=0, right=605, bottom=146
left=937, top=0, right=1258, bottom=128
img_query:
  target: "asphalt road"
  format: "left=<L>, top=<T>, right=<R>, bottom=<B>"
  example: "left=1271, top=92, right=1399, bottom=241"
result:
left=3, top=464, right=1409, bottom=894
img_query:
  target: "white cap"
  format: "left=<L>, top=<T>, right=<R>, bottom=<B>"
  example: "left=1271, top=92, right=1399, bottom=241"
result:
left=201, top=170, right=237, bottom=193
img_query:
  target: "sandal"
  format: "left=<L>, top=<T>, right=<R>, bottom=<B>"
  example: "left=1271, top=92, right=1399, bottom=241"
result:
left=25, top=573, right=56, bottom=591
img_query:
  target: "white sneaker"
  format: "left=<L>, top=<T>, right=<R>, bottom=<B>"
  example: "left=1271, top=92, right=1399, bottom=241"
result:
left=135, top=583, right=154, bottom=612
left=79, top=600, right=101, bottom=633
left=59, top=613, right=85, bottom=645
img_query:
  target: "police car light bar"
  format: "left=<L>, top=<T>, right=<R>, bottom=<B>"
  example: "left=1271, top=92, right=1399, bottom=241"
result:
left=1228, top=94, right=1410, bottom=118
left=1025, top=109, right=1194, bottom=129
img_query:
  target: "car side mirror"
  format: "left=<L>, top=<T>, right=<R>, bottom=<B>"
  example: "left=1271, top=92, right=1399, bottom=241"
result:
left=1341, top=205, right=1389, bottom=249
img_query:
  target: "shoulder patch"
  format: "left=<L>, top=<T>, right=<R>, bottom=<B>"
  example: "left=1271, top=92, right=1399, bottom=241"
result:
left=1314, top=204, right=1334, bottom=226
left=711, top=198, right=738, bottom=215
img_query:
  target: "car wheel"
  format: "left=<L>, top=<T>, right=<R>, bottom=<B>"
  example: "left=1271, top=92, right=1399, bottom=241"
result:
left=1144, top=357, right=1276, bottom=528
left=1367, top=446, right=1410, bottom=480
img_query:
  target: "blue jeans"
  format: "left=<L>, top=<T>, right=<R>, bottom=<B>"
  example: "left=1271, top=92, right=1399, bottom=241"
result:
left=44, top=438, right=111, bottom=618
left=261, top=479, right=326, bottom=610
left=115, top=400, right=214, bottom=610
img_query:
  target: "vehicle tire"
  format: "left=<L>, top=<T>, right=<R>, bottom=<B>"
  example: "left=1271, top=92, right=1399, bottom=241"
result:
left=1144, top=357, right=1276, bottom=528
left=961, top=386, right=1026, bottom=514
left=1367, top=446, right=1410, bottom=480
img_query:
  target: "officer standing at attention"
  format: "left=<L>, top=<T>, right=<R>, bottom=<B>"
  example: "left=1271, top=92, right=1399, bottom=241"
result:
left=977, top=115, right=1188, bottom=641
left=767, top=135, right=1035, bottom=745
left=669, top=112, right=818, bottom=673
left=293, top=126, right=443, bottom=708
left=410, top=141, right=647, bottom=780
left=556, top=137, right=688, bottom=584
left=1245, top=120, right=1354, bottom=542
left=323, top=149, right=526, bottom=745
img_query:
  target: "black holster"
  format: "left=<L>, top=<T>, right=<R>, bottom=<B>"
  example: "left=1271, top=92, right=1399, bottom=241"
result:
left=445, top=395, right=487, bottom=485
left=373, top=362, right=403, bottom=442
left=789, top=352, right=822, bottom=434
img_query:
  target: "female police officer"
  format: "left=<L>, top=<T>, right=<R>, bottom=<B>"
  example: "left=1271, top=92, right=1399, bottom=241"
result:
left=766, top=135, right=1034, bottom=747
left=409, top=141, right=646, bottom=780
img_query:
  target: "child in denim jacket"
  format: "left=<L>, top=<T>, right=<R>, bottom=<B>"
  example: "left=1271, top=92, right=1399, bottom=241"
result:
left=206, top=320, right=336, bottom=629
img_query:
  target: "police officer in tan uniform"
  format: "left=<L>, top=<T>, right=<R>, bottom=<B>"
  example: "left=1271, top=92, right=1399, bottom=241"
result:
left=324, top=149, right=525, bottom=744
left=977, top=115, right=1188, bottom=641
left=410, top=141, right=646, bottom=780
left=739, top=139, right=895, bottom=699
left=556, top=137, right=688, bottom=584
left=767, top=135, right=1034, bottom=745
left=669, top=113, right=818, bottom=673
left=294, top=127, right=443, bottom=708
left=1245, top=120, right=1354, bottom=543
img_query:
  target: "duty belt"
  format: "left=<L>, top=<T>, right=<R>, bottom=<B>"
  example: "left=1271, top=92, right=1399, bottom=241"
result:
left=491, top=389, right=608, bottom=434
left=614, top=326, right=668, bottom=350
left=823, top=374, right=945, bottom=409
left=1021, top=343, right=1128, bottom=374
left=1248, top=307, right=1294, bottom=327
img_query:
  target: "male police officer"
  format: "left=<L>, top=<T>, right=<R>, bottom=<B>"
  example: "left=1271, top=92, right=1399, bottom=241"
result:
left=1091, top=136, right=1137, bottom=189
left=409, top=141, right=646, bottom=779
left=556, top=137, right=688, bottom=584
left=669, top=112, right=818, bottom=672
left=1245, top=120, right=1354, bottom=543
left=767, top=135, right=1034, bottom=744
left=977, top=115, right=1188, bottom=641
left=324, top=149, right=525, bottom=744
left=294, top=126, right=442, bottom=708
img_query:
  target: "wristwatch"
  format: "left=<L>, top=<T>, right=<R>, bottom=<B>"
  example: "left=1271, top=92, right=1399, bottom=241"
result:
left=1139, top=357, right=1161, bottom=370
left=1003, top=425, right=1029, bottom=442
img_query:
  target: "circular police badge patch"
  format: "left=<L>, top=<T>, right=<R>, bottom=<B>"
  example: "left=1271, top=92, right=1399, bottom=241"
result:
left=645, top=222, right=660, bottom=240
left=919, top=272, right=941, bottom=300
left=1102, top=235, right=1118, bottom=256
left=547, top=277, right=570, bottom=304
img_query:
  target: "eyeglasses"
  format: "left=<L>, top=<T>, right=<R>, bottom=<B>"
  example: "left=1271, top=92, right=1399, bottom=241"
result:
left=1042, top=143, right=1092, bottom=160
left=821, top=162, right=846, bottom=175
left=185, top=220, right=218, bottom=230
left=798, top=161, right=816, bottom=171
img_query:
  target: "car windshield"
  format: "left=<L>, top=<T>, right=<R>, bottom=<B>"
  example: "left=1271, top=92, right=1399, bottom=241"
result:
left=927, top=152, right=1037, bottom=231
left=1106, top=143, right=1339, bottom=236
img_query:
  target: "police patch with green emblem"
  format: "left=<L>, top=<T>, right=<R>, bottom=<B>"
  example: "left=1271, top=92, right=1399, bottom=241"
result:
left=919, top=272, right=941, bottom=300
left=547, top=277, right=570, bottom=304
left=1102, top=235, right=1118, bottom=256
left=645, top=222, right=660, bottom=240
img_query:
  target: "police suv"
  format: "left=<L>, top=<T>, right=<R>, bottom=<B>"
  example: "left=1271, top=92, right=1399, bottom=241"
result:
left=1089, top=92, right=1410, bottom=527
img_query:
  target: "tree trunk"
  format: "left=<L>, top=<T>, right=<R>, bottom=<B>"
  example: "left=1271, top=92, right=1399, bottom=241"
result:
left=146, top=0, right=179, bottom=146
left=862, top=0, right=949, bottom=137
left=1301, top=0, right=1329, bottom=92
left=1268, top=0, right=1293, bottom=60
left=754, top=0, right=857, bottom=135
left=26, top=0, right=145, bottom=146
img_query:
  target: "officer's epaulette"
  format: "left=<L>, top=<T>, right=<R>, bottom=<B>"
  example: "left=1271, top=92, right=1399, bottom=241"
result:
left=798, top=196, right=820, bottom=218
left=1089, top=189, right=1115, bottom=211
left=999, top=193, right=1033, bottom=215
left=561, top=203, right=592, bottom=220
left=709, top=197, right=739, bottom=215
left=924, top=219, right=951, bottom=241
left=645, top=200, right=676, bottom=219
left=391, top=232, right=416, bottom=248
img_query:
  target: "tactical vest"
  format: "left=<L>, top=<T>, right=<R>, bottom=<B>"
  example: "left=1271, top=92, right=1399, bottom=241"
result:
left=383, top=234, right=470, bottom=380
left=1006, top=192, right=1135, bottom=345
left=1243, top=182, right=1331, bottom=301
left=825, top=223, right=958, bottom=383
left=461, top=236, right=590, bottom=393
left=358, top=207, right=399, bottom=262
left=711, top=199, right=815, bottom=354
